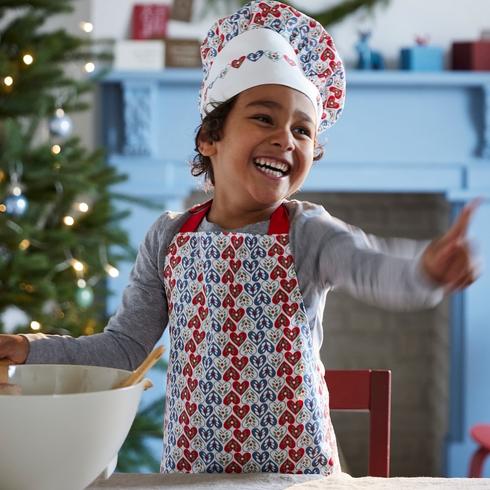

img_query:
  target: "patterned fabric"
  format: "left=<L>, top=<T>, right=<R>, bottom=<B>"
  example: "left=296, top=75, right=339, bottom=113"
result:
left=199, top=0, right=345, bottom=133
left=161, top=202, right=339, bottom=474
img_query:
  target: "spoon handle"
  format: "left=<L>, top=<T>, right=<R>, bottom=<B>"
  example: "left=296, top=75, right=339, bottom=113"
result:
left=0, top=359, right=11, bottom=384
left=114, top=345, right=165, bottom=389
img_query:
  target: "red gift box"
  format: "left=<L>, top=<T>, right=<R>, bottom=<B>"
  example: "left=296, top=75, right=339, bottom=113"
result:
left=451, top=40, right=490, bottom=71
left=132, top=4, right=170, bottom=40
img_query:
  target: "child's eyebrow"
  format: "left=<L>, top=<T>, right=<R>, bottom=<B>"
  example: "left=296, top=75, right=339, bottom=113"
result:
left=245, top=100, right=314, bottom=125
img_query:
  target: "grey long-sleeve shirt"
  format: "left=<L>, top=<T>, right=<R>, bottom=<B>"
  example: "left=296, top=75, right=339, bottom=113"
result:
left=25, top=199, right=443, bottom=369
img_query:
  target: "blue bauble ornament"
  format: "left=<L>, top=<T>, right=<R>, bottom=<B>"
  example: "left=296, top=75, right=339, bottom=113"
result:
left=4, top=193, right=28, bottom=217
left=75, top=285, right=94, bottom=309
left=48, top=109, right=73, bottom=138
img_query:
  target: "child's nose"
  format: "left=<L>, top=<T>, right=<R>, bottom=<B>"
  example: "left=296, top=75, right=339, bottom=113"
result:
left=269, top=128, right=295, bottom=152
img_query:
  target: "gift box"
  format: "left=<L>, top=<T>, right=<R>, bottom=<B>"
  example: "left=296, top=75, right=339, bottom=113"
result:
left=170, top=0, right=194, bottom=22
left=132, top=4, right=170, bottom=40
left=452, top=40, right=490, bottom=70
left=400, top=45, right=444, bottom=71
left=114, top=41, right=165, bottom=71
left=165, top=39, right=201, bottom=68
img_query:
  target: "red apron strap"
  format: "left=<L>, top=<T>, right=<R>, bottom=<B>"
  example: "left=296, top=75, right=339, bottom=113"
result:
left=179, top=200, right=289, bottom=234
left=179, top=200, right=213, bottom=233
left=268, top=203, right=290, bottom=234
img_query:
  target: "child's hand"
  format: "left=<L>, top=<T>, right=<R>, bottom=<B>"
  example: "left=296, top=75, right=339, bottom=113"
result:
left=0, top=335, right=29, bottom=364
left=422, top=199, right=481, bottom=292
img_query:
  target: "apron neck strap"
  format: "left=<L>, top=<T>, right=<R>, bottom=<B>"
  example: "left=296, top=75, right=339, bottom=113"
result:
left=179, top=200, right=290, bottom=234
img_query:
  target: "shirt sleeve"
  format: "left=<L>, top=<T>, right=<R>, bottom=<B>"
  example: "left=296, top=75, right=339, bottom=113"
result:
left=24, top=211, right=185, bottom=370
left=288, top=200, right=444, bottom=311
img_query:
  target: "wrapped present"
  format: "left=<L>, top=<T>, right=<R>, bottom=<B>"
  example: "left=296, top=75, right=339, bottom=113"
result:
left=400, top=41, right=444, bottom=71
left=114, top=40, right=165, bottom=71
left=165, top=39, right=201, bottom=68
left=171, top=0, right=194, bottom=22
left=452, top=39, right=490, bottom=70
left=132, top=4, right=170, bottom=40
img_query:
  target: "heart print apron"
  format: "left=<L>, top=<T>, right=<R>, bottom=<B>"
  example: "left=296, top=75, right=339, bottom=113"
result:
left=162, top=201, right=339, bottom=474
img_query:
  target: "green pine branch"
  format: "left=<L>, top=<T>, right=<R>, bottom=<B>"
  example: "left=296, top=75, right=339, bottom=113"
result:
left=0, top=0, right=161, bottom=470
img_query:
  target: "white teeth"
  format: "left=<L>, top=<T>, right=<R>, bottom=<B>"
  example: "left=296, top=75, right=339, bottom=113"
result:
left=254, top=158, right=289, bottom=174
left=258, top=167, right=284, bottom=178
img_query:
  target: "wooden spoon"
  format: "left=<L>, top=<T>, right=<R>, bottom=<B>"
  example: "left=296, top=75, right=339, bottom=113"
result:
left=0, top=359, right=9, bottom=384
left=113, top=345, right=164, bottom=390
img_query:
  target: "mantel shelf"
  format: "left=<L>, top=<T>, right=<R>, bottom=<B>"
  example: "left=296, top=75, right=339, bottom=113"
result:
left=102, top=68, right=490, bottom=87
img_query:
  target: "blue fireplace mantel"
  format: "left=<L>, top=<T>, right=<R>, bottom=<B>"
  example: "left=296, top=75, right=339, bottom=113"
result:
left=99, top=69, right=490, bottom=477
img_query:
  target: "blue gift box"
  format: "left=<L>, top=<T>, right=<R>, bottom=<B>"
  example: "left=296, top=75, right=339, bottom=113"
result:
left=400, top=46, right=444, bottom=71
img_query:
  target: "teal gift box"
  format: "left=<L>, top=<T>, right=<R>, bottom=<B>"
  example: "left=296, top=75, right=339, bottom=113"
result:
left=400, top=46, right=444, bottom=71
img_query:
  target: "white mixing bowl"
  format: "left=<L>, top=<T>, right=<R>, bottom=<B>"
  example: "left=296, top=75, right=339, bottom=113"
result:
left=0, top=364, right=146, bottom=490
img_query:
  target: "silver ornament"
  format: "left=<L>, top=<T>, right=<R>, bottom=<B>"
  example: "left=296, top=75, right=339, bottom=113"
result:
left=0, top=306, right=30, bottom=333
left=48, top=109, right=73, bottom=138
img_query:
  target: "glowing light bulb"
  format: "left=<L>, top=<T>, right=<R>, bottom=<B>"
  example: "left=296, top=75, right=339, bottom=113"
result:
left=84, top=62, right=95, bottom=73
left=23, top=54, right=34, bottom=65
left=0, top=204, right=6, bottom=213
left=30, top=321, right=41, bottom=331
left=78, top=202, right=89, bottom=213
left=63, top=215, right=75, bottom=226
left=3, top=76, right=13, bottom=87
left=12, top=185, right=22, bottom=196
left=19, top=239, right=30, bottom=250
left=51, top=144, right=61, bottom=155
left=105, top=264, right=120, bottom=278
left=77, top=278, right=87, bottom=288
left=71, top=259, right=84, bottom=272
left=80, top=21, right=93, bottom=33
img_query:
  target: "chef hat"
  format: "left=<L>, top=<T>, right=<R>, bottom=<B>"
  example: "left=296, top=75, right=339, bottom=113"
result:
left=199, top=0, right=345, bottom=133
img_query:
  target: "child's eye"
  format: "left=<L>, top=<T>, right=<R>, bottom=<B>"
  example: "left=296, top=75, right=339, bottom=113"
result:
left=294, top=126, right=312, bottom=138
left=252, top=114, right=273, bottom=124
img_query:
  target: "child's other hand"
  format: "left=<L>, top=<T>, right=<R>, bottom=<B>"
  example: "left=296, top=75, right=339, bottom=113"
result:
left=422, top=199, right=481, bottom=292
left=0, top=335, right=29, bottom=364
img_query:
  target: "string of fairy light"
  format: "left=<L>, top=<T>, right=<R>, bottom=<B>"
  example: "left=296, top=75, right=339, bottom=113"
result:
left=1, top=20, right=120, bottom=334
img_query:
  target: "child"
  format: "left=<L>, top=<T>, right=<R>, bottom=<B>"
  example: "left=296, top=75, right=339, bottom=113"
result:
left=0, top=0, right=479, bottom=476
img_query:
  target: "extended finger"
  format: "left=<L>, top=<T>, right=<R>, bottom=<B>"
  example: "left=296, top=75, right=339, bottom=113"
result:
left=445, top=198, right=482, bottom=241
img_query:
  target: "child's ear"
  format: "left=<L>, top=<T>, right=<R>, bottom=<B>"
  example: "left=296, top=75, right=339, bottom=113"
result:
left=198, top=133, right=217, bottom=157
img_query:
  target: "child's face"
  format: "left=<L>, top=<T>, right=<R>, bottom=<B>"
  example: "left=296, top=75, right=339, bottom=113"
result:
left=202, top=84, right=317, bottom=213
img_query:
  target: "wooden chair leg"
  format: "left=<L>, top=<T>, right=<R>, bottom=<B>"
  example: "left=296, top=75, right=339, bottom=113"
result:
left=468, top=446, right=490, bottom=477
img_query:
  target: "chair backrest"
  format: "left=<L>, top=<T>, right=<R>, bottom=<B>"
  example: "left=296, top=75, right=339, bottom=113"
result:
left=325, top=369, right=392, bottom=477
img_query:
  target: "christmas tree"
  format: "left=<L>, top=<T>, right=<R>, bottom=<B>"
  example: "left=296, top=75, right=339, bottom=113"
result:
left=0, top=0, right=162, bottom=471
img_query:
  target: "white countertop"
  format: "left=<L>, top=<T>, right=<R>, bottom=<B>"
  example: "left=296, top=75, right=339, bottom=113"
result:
left=88, top=472, right=490, bottom=489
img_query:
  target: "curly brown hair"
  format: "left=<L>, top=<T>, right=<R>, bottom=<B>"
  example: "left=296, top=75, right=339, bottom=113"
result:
left=191, top=96, right=325, bottom=187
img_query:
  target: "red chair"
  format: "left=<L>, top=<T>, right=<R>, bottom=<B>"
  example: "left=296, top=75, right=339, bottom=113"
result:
left=325, top=369, right=392, bottom=477
left=468, top=424, right=490, bottom=477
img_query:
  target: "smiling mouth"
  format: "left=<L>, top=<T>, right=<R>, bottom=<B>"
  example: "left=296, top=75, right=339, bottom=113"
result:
left=253, top=157, right=290, bottom=178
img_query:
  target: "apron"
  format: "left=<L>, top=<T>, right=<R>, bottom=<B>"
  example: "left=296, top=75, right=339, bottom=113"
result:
left=161, top=200, right=339, bottom=474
